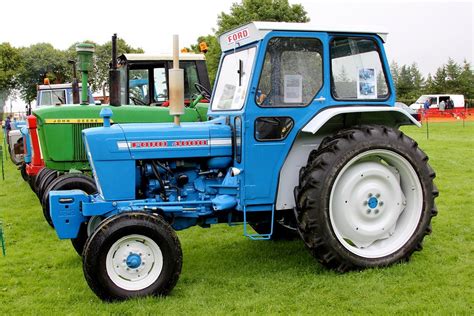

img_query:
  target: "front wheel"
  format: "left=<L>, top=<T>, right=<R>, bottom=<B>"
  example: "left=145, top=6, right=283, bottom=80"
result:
left=296, top=125, right=438, bottom=271
left=83, top=212, right=182, bottom=301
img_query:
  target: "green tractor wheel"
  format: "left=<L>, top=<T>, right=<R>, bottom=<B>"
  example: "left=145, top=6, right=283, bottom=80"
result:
left=41, top=173, right=97, bottom=227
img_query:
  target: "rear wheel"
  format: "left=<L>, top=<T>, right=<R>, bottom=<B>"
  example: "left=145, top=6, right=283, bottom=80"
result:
left=41, top=173, right=97, bottom=227
left=296, top=125, right=438, bottom=271
left=19, top=163, right=29, bottom=181
left=34, top=168, right=49, bottom=194
left=35, top=168, right=58, bottom=199
left=83, top=212, right=182, bottom=301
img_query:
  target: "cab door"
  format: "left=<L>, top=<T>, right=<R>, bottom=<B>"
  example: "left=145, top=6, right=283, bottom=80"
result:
left=242, top=33, right=328, bottom=209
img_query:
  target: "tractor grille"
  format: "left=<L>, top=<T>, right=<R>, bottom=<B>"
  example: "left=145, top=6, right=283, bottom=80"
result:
left=72, top=123, right=102, bottom=161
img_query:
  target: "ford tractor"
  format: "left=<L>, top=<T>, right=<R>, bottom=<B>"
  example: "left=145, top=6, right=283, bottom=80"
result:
left=49, top=23, right=438, bottom=301
left=24, top=36, right=211, bottom=231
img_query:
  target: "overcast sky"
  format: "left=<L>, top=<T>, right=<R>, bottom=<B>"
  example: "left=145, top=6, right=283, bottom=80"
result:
left=1, top=0, right=472, bottom=75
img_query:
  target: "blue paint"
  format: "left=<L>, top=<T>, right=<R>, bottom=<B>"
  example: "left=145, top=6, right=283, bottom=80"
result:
left=126, top=253, right=141, bottom=269
left=368, top=197, right=378, bottom=209
left=50, top=28, right=404, bottom=241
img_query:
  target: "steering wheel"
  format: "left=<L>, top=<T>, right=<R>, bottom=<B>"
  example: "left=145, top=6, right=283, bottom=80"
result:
left=194, top=83, right=212, bottom=100
left=130, top=96, right=147, bottom=105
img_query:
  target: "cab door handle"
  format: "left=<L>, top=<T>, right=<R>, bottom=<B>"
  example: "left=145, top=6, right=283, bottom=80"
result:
left=314, top=96, right=326, bottom=102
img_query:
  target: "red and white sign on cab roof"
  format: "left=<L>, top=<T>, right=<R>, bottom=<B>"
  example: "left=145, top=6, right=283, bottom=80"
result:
left=226, top=28, right=250, bottom=44
left=219, top=21, right=388, bottom=52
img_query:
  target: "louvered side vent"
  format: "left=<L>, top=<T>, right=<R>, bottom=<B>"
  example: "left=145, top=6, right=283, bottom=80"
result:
left=73, top=123, right=102, bottom=161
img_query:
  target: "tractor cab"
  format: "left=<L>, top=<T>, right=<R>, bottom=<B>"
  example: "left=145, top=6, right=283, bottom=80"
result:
left=48, top=23, right=436, bottom=302
left=117, top=53, right=211, bottom=106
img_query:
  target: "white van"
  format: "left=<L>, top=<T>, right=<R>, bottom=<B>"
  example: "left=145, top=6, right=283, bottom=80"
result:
left=410, top=94, right=465, bottom=110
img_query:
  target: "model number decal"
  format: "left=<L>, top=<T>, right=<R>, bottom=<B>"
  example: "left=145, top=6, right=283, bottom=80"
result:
left=117, top=139, right=213, bottom=150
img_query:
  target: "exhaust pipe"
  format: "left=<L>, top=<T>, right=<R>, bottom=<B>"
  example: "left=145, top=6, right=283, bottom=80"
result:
left=169, top=35, right=184, bottom=126
left=109, top=33, right=121, bottom=106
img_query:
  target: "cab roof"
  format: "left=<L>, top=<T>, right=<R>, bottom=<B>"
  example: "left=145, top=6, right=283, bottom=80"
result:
left=119, top=53, right=206, bottom=62
left=219, top=21, right=388, bottom=52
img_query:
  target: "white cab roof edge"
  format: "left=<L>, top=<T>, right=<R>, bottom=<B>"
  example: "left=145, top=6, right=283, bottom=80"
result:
left=219, top=21, right=388, bottom=52
left=302, top=106, right=421, bottom=134
left=121, top=53, right=206, bottom=61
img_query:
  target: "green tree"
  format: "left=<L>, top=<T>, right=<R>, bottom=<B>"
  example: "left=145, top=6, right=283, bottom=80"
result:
left=390, top=61, right=400, bottom=88
left=0, top=43, right=22, bottom=113
left=92, top=38, right=143, bottom=96
left=17, top=43, right=70, bottom=104
left=396, top=65, right=413, bottom=99
left=191, top=35, right=220, bottom=85
left=195, top=0, right=309, bottom=86
left=431, top=66, right=447, bottom=94
left=444, top=58, right=462, bottom=93
left=458, top=60, right=474, bottom=99
left=424, top=73, right=434, bottom=94
left=410, top=63, right=424, bottom=98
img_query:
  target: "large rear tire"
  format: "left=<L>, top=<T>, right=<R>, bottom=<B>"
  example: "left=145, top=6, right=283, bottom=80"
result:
left=295, top=125, right=438, bottom=272
left=83, top=212, right=182, bottom=301
left=35, top=168, right=58, bottom=199
left=41, top=173, right=97, bottom=227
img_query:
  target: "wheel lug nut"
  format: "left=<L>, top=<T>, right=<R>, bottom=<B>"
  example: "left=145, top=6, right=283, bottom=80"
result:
left=363, top=201, right=368, bottom=206
left=368, top=193, right=373, bottom=197
left=379, top=201, right=384, bottom=206
left=375, top=193, right=380, bottom=198
left=367, top=209, right=371, bottom=214
left=375, top=209, right=379, bottom=214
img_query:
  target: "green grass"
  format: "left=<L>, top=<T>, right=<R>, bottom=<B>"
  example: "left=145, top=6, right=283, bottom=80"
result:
left=0, top=122, right=473, bottom=315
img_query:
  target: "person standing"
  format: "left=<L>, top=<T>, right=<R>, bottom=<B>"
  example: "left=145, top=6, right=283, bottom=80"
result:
left=4, top=115, right=12, bottom=145
left=447, top=97, right=454, bottom=109
left=423, top=98, right=431, bottom=114
left=439, top=99, right=446, bottom=112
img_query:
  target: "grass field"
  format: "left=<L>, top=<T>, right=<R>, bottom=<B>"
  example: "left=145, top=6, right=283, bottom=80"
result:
left=0, top=122, right=472, bottom=314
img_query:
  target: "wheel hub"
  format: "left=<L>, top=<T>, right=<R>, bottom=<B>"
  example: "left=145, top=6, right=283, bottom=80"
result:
left=367, top=196, right=379, bottom=209
left=332, top=161, right=406, bottom=248
left=126, top=253, right=142, bottom=269
left=106, top=234, right=163, bottom=291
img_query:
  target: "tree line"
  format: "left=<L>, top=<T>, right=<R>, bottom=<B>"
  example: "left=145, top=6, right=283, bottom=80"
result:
left=1, top=0, right=472, bottom=108
left=0, top=39, right=143, bottom=107
left=391, top=59, right=473, bottom=102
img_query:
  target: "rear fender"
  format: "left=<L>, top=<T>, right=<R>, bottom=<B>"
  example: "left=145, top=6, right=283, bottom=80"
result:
left=275, top=106, right=420, bottom=211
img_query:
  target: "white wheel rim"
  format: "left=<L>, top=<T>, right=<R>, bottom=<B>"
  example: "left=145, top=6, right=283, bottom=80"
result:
left=106, top=234, right=163, bottom=291
left=330, top=149, right=423, bottom=258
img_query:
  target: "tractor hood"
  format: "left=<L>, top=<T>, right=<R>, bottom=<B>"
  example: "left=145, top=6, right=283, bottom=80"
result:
left=83, top=118, right=232, bottom=201
left=84, top=119, right=232, bottom=162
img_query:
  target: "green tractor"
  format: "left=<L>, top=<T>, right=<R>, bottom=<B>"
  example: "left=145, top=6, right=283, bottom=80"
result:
left=28, top=36, right=211, bottom=233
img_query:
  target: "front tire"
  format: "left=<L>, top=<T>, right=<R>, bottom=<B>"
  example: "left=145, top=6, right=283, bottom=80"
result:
left=83, top=212, right=182, bottom=301
left=296, top=125, right=438, bottom=271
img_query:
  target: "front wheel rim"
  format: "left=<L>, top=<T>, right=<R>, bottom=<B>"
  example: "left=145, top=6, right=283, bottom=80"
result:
left=106, top=234, right=163, bottom=291
left=330, top=149, right=423, bottom=258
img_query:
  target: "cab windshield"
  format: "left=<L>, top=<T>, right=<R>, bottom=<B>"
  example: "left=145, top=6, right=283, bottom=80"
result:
left=211, top=47, right=256, bottom=111
left=415, top=96, right=428, bottom=104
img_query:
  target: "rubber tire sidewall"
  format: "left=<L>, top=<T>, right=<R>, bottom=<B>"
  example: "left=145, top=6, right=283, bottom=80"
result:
left=82, top=212, right=182, bottom=301
left=298, top=126, right=435, bottom=269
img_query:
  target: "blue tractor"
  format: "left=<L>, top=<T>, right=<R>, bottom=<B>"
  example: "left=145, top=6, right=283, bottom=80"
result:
left=49, top=22, right=437, bottom=301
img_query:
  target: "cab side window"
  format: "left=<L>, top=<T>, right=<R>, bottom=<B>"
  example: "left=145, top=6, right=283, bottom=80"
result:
left=331, top=37, right=389, bottom=100
left=256, top=37, right=323, bottom=107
